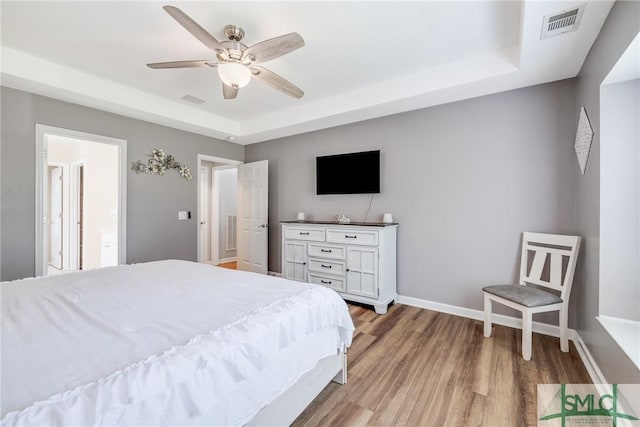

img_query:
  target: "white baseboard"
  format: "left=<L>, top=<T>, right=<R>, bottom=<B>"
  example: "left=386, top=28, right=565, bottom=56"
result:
left=571, top=332, right=608, bottom=385
left=397, top=295, right=577, bottom=339
left=268, top=271, right=282, bottom=277
left=396, top=295, right=610, bottom=385
left=218, top=257, right=237, bottom=264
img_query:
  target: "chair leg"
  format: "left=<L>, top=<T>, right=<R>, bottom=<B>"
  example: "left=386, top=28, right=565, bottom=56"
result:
left=560, top=308, right=569, bottom=352
left=483, top=293, right=492, bottom=337
left=522, top=311, right=532, bottom=361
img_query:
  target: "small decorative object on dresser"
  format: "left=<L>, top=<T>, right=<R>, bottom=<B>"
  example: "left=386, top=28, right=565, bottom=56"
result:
left=335, top=214, right=350, bottom=224
left=281, top=220, right=398, bottom=314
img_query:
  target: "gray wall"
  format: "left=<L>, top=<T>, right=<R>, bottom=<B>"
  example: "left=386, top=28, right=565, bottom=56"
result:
left=574, top=0, right=640, bottom=383
left=1, top=86, right=243, bottom=281
left=246, top=79, right=578, bottom=325
left=600, top=78, right=639, bottom=322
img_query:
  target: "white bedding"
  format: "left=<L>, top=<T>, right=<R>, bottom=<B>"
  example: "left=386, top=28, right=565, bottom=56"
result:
left=0, top=260, right=354, bottom=426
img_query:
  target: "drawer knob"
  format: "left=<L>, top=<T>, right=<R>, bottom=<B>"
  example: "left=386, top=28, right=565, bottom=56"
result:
left=300, top=232, right=310, bottom=235
left=321, top=249, right=332, bottom=253
left=321, top=280, right=332, bottom=284
left=321, top=264, right=332, bottom=269
left=345, top=235, right=357, bottom=239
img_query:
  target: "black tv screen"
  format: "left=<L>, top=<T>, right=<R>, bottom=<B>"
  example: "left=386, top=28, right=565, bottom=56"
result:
left=316, top=150, right=380, bottom=195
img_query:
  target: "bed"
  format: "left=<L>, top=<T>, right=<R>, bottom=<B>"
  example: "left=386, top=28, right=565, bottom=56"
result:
left=0, top=260, right=354, bottom=426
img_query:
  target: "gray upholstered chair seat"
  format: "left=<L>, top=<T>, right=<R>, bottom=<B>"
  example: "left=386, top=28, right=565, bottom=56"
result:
left=482, top=284, right=562, bottom=308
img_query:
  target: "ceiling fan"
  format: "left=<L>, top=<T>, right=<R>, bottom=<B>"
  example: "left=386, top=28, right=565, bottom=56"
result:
left=147, top=6, right=305, bottom=100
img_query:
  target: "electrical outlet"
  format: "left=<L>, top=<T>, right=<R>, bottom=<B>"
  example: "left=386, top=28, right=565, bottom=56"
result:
left=178, top=211, right=188, bottom=220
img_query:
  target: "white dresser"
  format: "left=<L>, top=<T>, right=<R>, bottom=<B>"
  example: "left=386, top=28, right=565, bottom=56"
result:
left=281, top=221, right=398, bottom=314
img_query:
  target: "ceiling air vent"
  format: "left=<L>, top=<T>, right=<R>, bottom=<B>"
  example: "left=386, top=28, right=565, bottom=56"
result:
left=181, top=94, right=206, bottom=104
left=540, top=4, right=585, bottom=39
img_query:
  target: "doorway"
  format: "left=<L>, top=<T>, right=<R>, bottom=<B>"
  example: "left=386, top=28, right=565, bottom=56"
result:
left=197, top=155, right=242, bottom=267
left=196, top=155, right=269, bottom=274
left=35, top=125, right=127, bottom=277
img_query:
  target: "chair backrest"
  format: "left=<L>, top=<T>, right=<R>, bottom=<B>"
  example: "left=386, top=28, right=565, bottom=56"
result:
left=519, top=232, right=582, bottom=303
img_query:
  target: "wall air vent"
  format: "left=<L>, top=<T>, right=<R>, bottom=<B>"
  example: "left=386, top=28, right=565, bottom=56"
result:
left=181, top=94, right=206, bottom=104
left=540, top=4, right=585, bottom=39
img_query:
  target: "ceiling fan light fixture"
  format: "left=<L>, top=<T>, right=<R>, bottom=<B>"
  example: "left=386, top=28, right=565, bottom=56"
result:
left=218, top=62, right=251, bottom=88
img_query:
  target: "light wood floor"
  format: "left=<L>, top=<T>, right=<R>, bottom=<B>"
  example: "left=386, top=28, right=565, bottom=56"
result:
left=292, top=303, right=591, bottom=427
left=216, top=261, right=236, bottom=270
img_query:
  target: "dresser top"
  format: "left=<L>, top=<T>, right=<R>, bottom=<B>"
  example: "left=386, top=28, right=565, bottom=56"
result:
left=280, top=220, right=398, bottom=227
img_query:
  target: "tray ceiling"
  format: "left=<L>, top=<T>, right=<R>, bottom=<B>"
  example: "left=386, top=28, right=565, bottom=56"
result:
left=0, top=1, right=614, bottom=144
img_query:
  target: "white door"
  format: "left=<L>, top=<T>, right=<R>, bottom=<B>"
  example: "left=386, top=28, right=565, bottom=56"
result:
left=199, top=166, right=210, bottom=263
left=237, top=160, right=268, bottom=274
left=50, top=166, right=63, bottom=270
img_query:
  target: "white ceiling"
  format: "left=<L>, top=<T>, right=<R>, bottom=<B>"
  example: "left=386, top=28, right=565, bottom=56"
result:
left=1, top=1, right=614, bottom=144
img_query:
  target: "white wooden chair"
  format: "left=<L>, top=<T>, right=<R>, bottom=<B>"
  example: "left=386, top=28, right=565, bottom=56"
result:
left=482, top=232, right=581, bottom=360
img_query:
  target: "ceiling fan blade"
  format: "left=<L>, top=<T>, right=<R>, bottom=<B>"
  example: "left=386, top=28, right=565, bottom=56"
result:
left=243, top=33, right=304, bottom=64
left=222, top=83, right=238, bottom=100
left=147, top=60, right=217, bottom=69
left=163, top=6, right=227, bottom=56
left=250, top=66, right=304, bottom=99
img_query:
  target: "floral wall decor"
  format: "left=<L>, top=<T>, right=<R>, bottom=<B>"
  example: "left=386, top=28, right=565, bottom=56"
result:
left=574, top=107, right=594, bottom=175
left=131, top=148, right=192, bottom=180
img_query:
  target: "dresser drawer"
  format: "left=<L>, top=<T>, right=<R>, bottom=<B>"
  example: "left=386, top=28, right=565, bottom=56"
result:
left=308, top=258, right=346, bottom=276
left=308, top=243, right=346, bottom=260
left=326, top=228, right=378, bottom=245
left=284, top=227, right=325, bottom=242
left=308, top=273, right=345, bottom=292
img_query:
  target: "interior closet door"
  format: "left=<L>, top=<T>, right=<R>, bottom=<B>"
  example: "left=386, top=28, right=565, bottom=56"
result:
left=237, top=160, right=268, bottom=274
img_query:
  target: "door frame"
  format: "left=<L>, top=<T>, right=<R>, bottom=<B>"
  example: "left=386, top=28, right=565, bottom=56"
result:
left=196, top=154, right=242, bottom=263
left=69, top=160, right=85, bottom=270
left=35, top=124, right=127, bottom=276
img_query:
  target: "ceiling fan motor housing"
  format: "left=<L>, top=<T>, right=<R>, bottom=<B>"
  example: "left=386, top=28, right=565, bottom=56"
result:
left=224, top=25, right=245, bottom=41
left=221, top=26, right=248, bottom=61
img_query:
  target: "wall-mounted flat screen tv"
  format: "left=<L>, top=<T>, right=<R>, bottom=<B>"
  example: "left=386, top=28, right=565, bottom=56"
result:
left=316, top=150, right=380, bottom=195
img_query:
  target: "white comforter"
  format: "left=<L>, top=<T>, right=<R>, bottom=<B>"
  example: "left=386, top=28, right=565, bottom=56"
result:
left=0, top=260, right=354, bottom=426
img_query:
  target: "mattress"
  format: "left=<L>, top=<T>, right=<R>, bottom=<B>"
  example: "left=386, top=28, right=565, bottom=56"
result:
left=0, top=260, right=354, bottom=426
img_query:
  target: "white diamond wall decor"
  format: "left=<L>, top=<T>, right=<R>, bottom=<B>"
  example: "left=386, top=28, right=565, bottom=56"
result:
left=574, top=107, right=594, bottom=175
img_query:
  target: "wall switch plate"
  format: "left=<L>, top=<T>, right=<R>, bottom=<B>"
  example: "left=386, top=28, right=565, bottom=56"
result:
left=178, top=211, right=189, bottom=220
